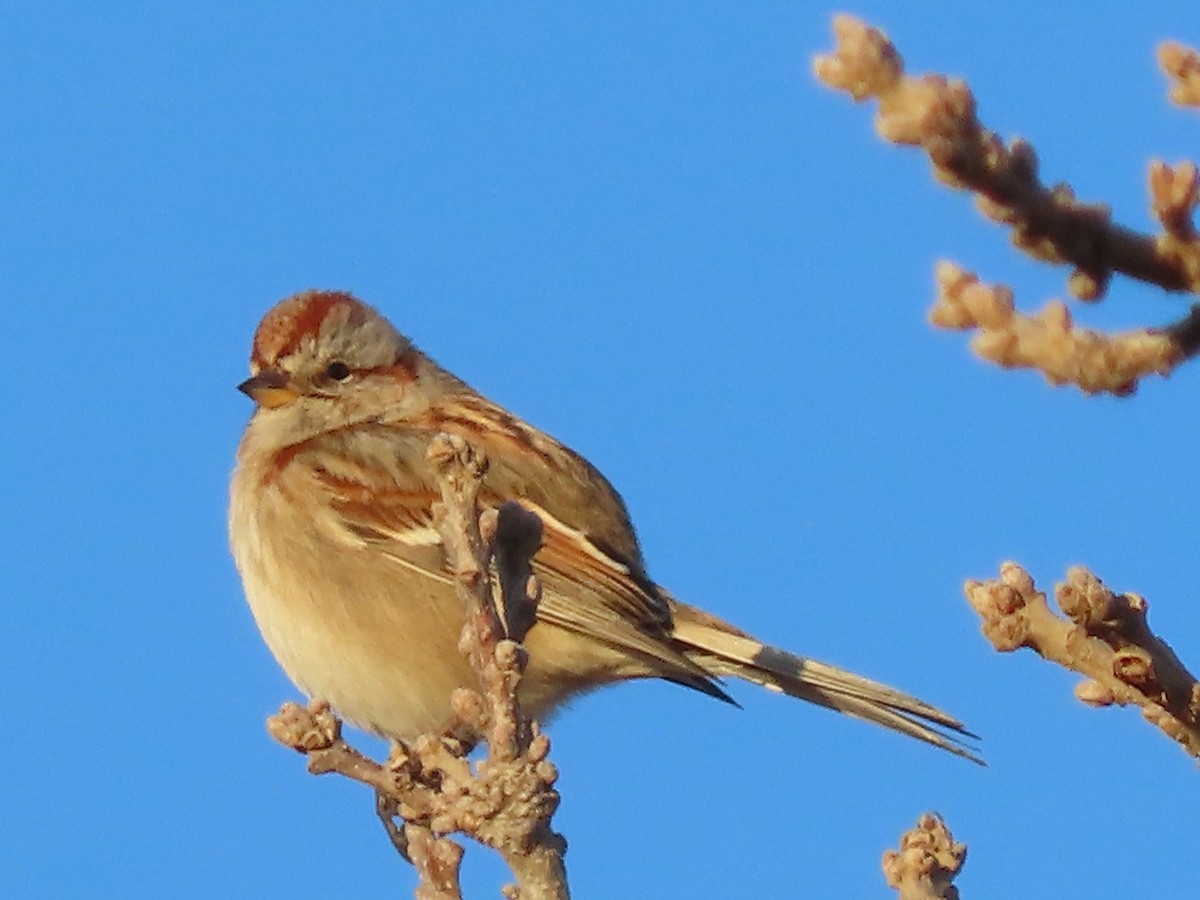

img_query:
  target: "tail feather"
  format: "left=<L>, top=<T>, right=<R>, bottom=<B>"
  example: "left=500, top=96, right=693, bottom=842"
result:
left=670, top=603, right=982, bottom=765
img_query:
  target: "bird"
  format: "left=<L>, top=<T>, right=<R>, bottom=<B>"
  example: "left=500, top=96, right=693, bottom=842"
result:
left=229, top=289, right=978, bottom=762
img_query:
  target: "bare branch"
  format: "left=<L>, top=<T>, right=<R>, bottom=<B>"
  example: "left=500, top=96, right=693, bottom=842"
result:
left=408, top=825, right=466, bottom=900
left=1149, top=160, right=1200, bottom=240
left=815, top=15, right=1200, bottom=299
left=427, top=434, right=567, bottom=899
left=882, top=813, right=965, bottom=900
left=966, top=563, right=1200, bottom=760
left=930, top=263, right=1191, bottom=395
left=267, top=701, right=464, bottom=894
left=1158, top=42, right=1200, bottom=109
left=264, top=435, right=567, bottom=899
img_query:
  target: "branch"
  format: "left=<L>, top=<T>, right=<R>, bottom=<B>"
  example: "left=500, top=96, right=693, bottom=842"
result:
left=882, top=813, right=965, bottom=900
left=407, top=824, right=466, bottom=900
left=427, top=433, right=568, bottom=899
left=966, top=563, right=1200, bottom=760
left=1159, top=42, right=1200, bottom=109
left=815, top=16, right=1200, bottom=394
left=266, top=434, right=568, bottom=899
left=930, top=262, right=1194, bottom=396
left=814, top=15, right=1200, bottom=298
left=883, top=816, right=964, bottom=900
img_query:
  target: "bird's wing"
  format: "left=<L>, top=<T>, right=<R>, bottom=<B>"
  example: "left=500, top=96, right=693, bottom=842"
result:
left=288, top=421, right=717, bottom=687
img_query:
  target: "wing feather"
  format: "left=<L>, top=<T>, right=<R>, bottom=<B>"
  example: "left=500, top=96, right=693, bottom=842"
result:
left=280, top=413, right=722, bottom=692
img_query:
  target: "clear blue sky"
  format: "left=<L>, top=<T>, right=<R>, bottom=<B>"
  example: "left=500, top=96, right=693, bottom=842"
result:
left=4, top=3, right=1198, bottom=897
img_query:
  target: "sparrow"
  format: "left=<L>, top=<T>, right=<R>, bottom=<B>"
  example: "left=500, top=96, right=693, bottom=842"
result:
left=229, top=290, right=977, bottom=761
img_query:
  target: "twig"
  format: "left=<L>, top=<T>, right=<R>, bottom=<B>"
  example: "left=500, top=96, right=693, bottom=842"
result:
left=266, top=701, right=466, bottom=894
left=265, top=434, right=569, bottom=898
left=1158, top=42, right=1200, bottom=109
left=407, top=824, right=466, bottom=900
left=966, top=563, right=1200, bottom=760
left=1149, top=160, right=1199, bottom=241
left=882, top=814, right=965, bottom=900
left=814, top=15, right=1200, bottom=298
left=929, top=263, right=1189, bottom=395
left=815, top=16, right=1200, bottom=393
left=427, top=433, right=568, bottom=900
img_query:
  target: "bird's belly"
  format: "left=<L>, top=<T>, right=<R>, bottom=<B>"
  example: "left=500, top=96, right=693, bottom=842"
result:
left=231, top=487, right=631, bottom=741
left=229, top=487, right=473, bottom=740
left=250, top=558, right=474, bottom=739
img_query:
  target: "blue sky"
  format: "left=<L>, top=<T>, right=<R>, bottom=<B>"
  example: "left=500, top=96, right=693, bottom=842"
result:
left=4, top=3, right=1199, bottom=897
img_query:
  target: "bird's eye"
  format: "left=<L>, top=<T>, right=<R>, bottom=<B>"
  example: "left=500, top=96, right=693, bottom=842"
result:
left=325, top=361, right=352, bottom=382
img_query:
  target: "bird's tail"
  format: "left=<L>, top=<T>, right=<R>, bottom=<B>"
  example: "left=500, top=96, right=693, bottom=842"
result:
left=669, top=601, right=982, bottom=764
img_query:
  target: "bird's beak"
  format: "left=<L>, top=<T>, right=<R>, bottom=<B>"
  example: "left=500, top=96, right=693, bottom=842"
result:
left=237, top=368, right=300, bottom=409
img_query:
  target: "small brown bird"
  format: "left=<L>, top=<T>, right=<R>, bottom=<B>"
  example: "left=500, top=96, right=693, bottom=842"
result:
left=229, top=290, right=977, bottom=761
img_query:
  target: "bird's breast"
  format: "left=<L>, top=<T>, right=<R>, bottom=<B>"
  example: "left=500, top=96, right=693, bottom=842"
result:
left=230, top=460, right=475, bottom=739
